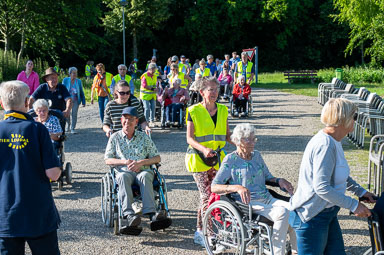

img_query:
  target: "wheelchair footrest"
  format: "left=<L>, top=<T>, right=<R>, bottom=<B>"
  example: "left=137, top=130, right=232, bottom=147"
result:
left=150, top=218, right=172, bottom=231
left=120, top=226, right=143, bottom=236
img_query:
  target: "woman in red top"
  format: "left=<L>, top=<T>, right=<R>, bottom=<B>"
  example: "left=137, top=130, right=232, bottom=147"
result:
left=232, top=75, right=251, bottom=117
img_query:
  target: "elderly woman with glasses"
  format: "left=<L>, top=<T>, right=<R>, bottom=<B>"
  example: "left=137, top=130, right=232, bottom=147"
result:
left=289, top=98, right=376, bottom=255
left=212, top=123, right=297, bottom=255
left=62, top=67, right=85, bottom=134
left=103, top=80, right=150, bottom=137
left=33, top=99, right=63, bottom=143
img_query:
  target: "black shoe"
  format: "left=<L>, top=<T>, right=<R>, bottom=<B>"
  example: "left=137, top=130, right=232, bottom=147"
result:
left=125, top=214, right=141, bottom=227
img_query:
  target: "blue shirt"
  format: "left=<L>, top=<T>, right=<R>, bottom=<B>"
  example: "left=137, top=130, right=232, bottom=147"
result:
left=62, top=77, right=86, bottom=105
left=0, top=111, right=60, bottom=237
left=206, top=62, right=217, bottom=76
left=32, top=83, right=71, bottom=112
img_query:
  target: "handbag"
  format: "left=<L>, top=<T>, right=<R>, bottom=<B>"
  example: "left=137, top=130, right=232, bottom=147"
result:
left=194, top=147, right=221, bottom=167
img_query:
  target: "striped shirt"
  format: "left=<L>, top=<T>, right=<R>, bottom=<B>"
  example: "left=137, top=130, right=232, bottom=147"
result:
left=103, top=95, right=146, bottom=132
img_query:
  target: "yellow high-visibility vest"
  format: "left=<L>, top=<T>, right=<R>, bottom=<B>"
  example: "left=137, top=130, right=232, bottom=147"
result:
left=195, top=68, right=210, bottom=77
left=140, top=72, right=157, bottom=100
left=185, top=103, right=228, bottom=172
left=105, top=72, right=113, bottom=91
left=236, top=61, right=253, bottom=80
left=169, top=72, right=188, bottom=89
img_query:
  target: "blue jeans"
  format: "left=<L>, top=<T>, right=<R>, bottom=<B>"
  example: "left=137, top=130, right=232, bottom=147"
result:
left=0, top=230, right=60, bottom=255
left=66, top=99, right=79, bottom=130
left=142, top=99, right=156, bottom=122
left=98, top=96, right=109, bottom=122
left=166, top=103, right=182, bottom=123
left=289, top=206, right=345, bottom=255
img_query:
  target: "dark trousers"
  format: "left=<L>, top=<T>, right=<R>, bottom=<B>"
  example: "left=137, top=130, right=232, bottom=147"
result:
left=0, top=230, right=60, bottom=255
left=234, top=98, right=247, bottom=112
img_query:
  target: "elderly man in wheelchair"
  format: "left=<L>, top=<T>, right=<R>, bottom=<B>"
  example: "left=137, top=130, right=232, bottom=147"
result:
left=104, top=106, right=170, bottom=234
left=206, top=123, right=297, bottom=255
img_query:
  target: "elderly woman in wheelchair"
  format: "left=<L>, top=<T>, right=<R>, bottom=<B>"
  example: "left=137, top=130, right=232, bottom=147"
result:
left=208, top=123, right=297, bottom=255
left=103, top=106, right=171, bottom=235
left=231, top=75, right=252, bottom=118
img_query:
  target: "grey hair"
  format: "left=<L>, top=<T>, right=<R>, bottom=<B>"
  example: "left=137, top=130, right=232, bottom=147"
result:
left=33, top=99, right=51, bottom=111
left=118, top=64, right=127, bottom=70
left=173, top=78, right=182, bottom=86
left=241, top=52, right=248, bottom=57
left=199, top=60, right=206, bottom=65
left=231, top=123, right=256, bottom=145
left=207, top=55, right=214, bottom=60
left=197, top=76, right=219, bottom=91
left=0, top=81, right=30, bottom=110
left=238, top=75, right=246, bottom=81
left=148, top=63, right=157, bottom=70
left=68, top=67, right=78, bottom=75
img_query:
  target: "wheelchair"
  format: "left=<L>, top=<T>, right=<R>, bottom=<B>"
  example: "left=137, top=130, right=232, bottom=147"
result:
left=188, top=90, right=203, bottom=106
left=101, top=164, right=172, bottom=235
left=363, top=193, right=384, bottom=255
left=230, top=95, right=253, bottom=118
left=28, top=109, right=72, bottom=190
left=203, top=182, right=292, bottom=255
left=160, top=101, right=187, bottom=129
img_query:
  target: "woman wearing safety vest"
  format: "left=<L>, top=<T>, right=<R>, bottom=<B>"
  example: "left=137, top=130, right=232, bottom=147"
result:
left=91, top=63, right=113, bottom=123
left=168, top=63, right=192, bottom=89
left=185, top=76, right=233, bottom=247
left=140, top=63, right=158, bottom=127
left=195, top=60, right=211, bottom=78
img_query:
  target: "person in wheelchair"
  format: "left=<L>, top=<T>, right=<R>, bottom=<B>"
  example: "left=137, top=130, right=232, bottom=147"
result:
left=188, top=73, right=203, bottom=106
left=211, top=123, right=297, bottom=255
left=104, top=107, right=166, bottom=233
left=33, top=99, right=63, bottom=153
left=217, top=67, right=233, bottom=100
left=163, top=78, right=189, bottom=127
left=232, top=75, right=251, bottom=117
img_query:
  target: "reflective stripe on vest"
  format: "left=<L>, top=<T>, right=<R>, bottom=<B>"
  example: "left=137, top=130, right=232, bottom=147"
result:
left=195, top=68, right=210, bottom=77
left=237, top=61, right=253, bottom=80
left=140, top=72, right=157, bottom=100
left=185, top=103, right=228, bottom=172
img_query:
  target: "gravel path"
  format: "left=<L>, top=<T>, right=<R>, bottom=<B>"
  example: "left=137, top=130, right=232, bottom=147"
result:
left=2, top=88, right=372, bottom=254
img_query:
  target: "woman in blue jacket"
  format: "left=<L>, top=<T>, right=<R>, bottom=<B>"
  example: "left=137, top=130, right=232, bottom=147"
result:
left=62, top=67, right=86, bottom=133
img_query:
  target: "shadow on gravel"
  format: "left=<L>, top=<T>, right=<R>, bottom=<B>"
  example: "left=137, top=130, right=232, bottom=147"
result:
left=241, top=135, right=312, bottom=153
left=53, top=181, right=100, bottom=200
left=345, top=246, right=370, bottom=255
left=163, top=175, right=197, bottom=192
left=65, top=127, right=109, bottom=153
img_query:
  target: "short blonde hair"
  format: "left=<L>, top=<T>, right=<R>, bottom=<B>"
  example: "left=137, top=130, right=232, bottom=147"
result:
left=0, top=81, right=29, bottom=110
left=321, top=98, right=357, bottom=127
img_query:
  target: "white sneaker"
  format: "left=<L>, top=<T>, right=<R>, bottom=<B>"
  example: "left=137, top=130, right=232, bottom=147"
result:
left=193, top=230, right=205, bottom=247
left=70, top=129, right=77, bottom=134
left=208, top=237, right=226, bottom=254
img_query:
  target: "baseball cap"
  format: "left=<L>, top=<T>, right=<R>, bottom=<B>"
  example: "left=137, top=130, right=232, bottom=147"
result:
left=121, top=107, right=138, bottom=118
left=171, top=55, right=178, bottom=62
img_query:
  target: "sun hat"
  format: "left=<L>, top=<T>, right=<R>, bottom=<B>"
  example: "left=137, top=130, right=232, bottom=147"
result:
left=42, top=67, right=58, bottom=82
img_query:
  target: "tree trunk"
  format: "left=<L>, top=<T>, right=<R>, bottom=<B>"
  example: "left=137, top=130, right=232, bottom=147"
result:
left=4, top=35, right=10, bottom=57
left=133, top=28, right=138, bottom=59
left=17, top=28, right=25, bottom=68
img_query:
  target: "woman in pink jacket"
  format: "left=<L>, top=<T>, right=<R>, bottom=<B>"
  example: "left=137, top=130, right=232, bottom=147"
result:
left=17, top=60, right=40, bottom=95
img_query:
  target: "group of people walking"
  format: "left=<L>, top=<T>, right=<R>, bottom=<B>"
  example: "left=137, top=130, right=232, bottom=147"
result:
left=0, top=54, right=378, bottom=255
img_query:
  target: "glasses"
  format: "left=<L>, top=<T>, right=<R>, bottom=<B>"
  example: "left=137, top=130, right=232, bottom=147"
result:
left=117, top=91, right=130, bottom=96
left=353, top=113, right=358, bottom=121
left=119, top=69, right=127, bottom=71
left=241, top=137, right=258, bottom=143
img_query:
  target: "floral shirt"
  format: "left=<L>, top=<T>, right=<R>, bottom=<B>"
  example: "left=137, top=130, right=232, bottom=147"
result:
left=104, top=130, right=159, bottom=171
left=212, top=150, right=275, bottom=203
left=34, top=115, right=62, bottom=135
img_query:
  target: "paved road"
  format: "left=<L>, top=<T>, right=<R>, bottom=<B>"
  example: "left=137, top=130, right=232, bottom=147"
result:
left=4, top=88, right=371, bottom=254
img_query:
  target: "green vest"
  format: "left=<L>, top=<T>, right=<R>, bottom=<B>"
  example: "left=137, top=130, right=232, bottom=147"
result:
left=85, top=65, right=91, bottom=77
left=140, top=72, right=158, bottom=100
left=185, top=103, right=228, bottom=172
left=105, top=72, right=113, bottom=90
left=112, top=74, right=132, bottom=84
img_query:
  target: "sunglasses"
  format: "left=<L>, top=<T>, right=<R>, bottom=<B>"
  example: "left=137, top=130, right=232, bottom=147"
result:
left=117, top=91, right=130, bottom=96
left=353, top=112, right=358, bottom=121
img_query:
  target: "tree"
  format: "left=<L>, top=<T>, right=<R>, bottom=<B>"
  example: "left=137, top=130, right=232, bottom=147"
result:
left=334, top=0, right=384, bottom=64
left=0, top=0, right=24, bottom=56
left=102, top=0, right=172, bottom=59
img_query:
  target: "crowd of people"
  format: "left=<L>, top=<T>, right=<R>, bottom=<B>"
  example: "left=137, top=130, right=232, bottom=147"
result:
left=0, top=53, right=379, bottom=255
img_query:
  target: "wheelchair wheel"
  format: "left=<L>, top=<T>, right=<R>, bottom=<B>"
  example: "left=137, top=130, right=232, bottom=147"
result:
left=203, top=200, right=246, bottom=255
left=64, top=162, right=72, bottom=184
left=247, top=95, right=253, bottom=117
left=101, top=174, right=113, bottom=227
